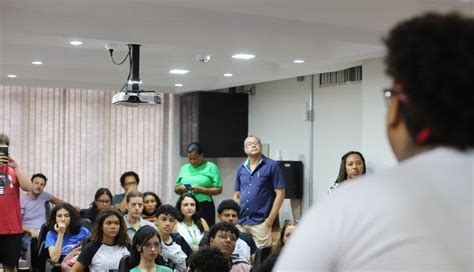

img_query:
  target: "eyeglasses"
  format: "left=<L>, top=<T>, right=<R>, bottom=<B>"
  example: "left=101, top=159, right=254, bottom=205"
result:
left=217, top=234, right=238, bottom=242
left=244, top=141, right=260, bottom=148
left=143, top=242, right=161, bottom=250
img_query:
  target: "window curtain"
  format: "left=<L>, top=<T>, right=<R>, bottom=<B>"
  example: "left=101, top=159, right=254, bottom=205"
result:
left=0, top=86, right=176, bottom=207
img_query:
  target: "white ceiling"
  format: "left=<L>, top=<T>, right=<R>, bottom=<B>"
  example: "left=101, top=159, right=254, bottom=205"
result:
left=0, top=0, right=472, bottom=93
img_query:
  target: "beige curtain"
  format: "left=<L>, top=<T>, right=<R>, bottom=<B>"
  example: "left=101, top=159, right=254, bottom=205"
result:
left=0, top=86, right=176, bottom=207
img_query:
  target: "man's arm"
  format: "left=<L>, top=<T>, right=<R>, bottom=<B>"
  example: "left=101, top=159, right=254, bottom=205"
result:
left=9, top=157, right=32, bottom=192
left=264, top=188, right=285, bottom=228
left=233, top=191, right=240, bottom=203
left=190, top=186, right=222, bottom=195
left=22, top=225, right=39, bottom=237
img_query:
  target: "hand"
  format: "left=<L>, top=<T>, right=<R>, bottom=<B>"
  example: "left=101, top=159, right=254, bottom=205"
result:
left=54, top=222, right=67, bottom=235
left=189, top=185, right=203, bottom=193
left=0, top=154, right=8, bottom=167
left=264, top=218, right=274, bottom=229
left=126, top=184, right=138, bottom=193
left=30, top=229, right=39, bottom=238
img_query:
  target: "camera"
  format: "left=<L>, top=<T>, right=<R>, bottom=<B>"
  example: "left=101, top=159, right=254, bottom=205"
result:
left=0, top=145, right=8, bottom=157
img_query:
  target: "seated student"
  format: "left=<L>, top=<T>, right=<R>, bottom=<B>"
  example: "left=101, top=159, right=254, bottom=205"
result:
left=129, top=225, right=173, bottom=272
left=175, top=193, right=208, bottom=251
left=209, top=222, right=251, bottom=272
left=21, top=173, right=66, bottom=251
left=155, top=204, right=190, bottom=272
left=327, top=151, right=366, bottom=194
left=124, top=191, right=156, bottom=241
left=71, top=208, right=130, bottom=272
left=113, top=171, right=140, bottom=213
left=276, top=220, right=297, bottom=250
left=45, top=203, right=91, bottom=263
left=188, top=246, right=230, bottom=272
left=200, top=199, right=256, bottom=263
left=142, top=191, right=162, bottom=227
left=82, top=188, right=113, bottom=225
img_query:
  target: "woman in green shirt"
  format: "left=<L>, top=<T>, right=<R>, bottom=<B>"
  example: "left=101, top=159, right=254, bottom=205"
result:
left=129, top=225, right=173, bottom=272
left=175, top=142, right=223, bottom=226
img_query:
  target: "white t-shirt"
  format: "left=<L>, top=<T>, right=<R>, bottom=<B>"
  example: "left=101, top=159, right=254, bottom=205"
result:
left=275, top=148, right=473, bottom=271
left=176, top=221, right=203, bottom=250
left=77, top=241, right=129, bottom=272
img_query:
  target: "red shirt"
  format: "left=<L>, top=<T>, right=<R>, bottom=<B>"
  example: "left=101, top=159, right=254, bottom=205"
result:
left=0, top=165, right=22, bottom=234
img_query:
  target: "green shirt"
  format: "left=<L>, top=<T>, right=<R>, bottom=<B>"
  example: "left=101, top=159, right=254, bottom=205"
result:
left=175, top=161, right=223, bottom=202
left=130, top=264, right=173, bottom=272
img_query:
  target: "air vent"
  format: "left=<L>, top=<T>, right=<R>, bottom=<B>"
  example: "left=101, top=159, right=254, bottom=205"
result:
left=319, top=65, right=362, bottom=86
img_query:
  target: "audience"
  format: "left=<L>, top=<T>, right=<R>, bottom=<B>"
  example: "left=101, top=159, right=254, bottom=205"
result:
left=45, top=203, right=91, bottom=263
left=142, top=191, right=162, bottom=227
left=275, top=12, right=474, bottom=271
left=113, top=171, right=140, bottom=213
left=124, top=191, right=156, bottom=241
left=82, top=188, right=113, bottom=225
left=175, top=193, right=208, bottom=251
left=276, top=220, right=297, bottom=250
left=128, top=225, right=173, bottom=272
left=155, top=204, right=189, bottom=272
left=188, top=246, right=230, bottom=272
left=328, top=151, right=366, bottom=194
left=0, top=133, right=32, bottom=272
left=175, top=142, right=223, bottom=226
left=71, top=209, right=130, bottom=271
left=208, top=222, right=251, bottom=272
left=200, top=199, right=256, bottom=264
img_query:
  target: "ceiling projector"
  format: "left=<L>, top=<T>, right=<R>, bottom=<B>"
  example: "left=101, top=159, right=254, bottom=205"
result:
left=111, top=44, right=161, bottom=106
left=112, top=91, right=161, bottom=106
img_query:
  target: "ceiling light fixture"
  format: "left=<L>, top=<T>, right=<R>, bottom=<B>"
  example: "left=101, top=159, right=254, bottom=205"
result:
left=223, top=73, right=233, bottom=77
left=7, top=74, right=17, bottom=78
left=169, top=69, right=189, bottom=75
left=293, top=59, right=305, bottom=64
left=32, top=61, right=43, bottom=65
left=232, top=54, right=255, bottom=60
left=70, top=40, right=83, bottom=46
left=174, top=83, right=183, bottom=87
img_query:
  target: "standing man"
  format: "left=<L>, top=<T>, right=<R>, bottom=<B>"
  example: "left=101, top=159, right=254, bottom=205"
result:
left=233, top=135, right=285, bottom=247
left=113, top=171, right=140, bottom=213
left=0, top=133, right=32, bottom=272
left=20, top=173, right=65, bottom=251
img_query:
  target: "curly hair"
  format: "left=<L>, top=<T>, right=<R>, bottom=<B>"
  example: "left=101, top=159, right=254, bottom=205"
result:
left=175, top=193, right=205, bottom=232
left=217, top=199, right=240, bottom=215
left=188, top=246, right=230, bottom=272
left=142, top=191, right=162, bottom=216
left=384, top=12, right=474, bottom=149
left=334, top=151, right=366, bottom=184
left=156, top=204, right=179, bottom=219
left=90, top=208, right=130, bottom=246
left=208, top=222, right=239, bottom=240
left=119, top=171, right=140, bottom=188
left=48, top=202, right=82, bottom=235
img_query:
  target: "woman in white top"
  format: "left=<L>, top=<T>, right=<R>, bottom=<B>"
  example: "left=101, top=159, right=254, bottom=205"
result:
left=174, top=193, right=209, bottom=251
left=71, top=208, right=130, bottom=272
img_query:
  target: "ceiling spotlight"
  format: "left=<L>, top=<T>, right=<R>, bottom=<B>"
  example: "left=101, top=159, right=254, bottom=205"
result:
left=223, top=73, right=233, bottom=77
left=7, top=74, right=17, bottom=78
left=32, top=61, right=43, bottom=65
left=70, top=40, right=83, bottom=46
left=174, top=83, right=183, bottom=87
left=293, top=59, right=305, bottom=64
left=232, top=54, right=255, bottom=60
left=169, top=69, right=189, bottom=75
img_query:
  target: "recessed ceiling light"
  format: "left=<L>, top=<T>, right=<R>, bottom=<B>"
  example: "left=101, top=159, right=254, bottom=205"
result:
left=223, top=73, right=233, bottom=77
left=70, top=40, right=83, bottom=46
left=169, top=69, right=189, bottom=75
left=232, top=54, right=255, bottom=60
left=7, top=74, right=17, bottom=78
left=293, top=59, right=305, bottom=64
left=32, top=61, right=43, bottom=65
left=174, top=83, right=183, bottom=87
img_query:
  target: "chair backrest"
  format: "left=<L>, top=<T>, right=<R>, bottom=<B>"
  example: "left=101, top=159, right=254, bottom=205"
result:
left=80, top=218, right=93, bottom=232
left=118, top=255, right=131, bottom=272
left=253, top=246, right=272, bottom=272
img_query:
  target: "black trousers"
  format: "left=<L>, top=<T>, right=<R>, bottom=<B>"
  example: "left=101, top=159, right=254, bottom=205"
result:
left=199, top=200, right=216, bottom=227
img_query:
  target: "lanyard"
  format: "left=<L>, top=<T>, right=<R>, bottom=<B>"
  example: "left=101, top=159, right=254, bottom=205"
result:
left=185, top=222, right=198, bottom=246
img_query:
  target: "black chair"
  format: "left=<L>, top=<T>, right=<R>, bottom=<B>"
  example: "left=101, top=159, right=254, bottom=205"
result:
left=118, top=255, right=130, bottom=272
left=80, top=218, right=93, bottom=232
left=252, top=246, right=272, bottom=272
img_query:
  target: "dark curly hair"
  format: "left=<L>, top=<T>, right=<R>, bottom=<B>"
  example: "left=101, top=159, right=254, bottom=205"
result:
left=175, top=193, right=205, bottom=232
left=48, top=202, right=82, bottom=235
left=90, top=208, right=130, bottom=246
left=156, top=204, right=179, bottom=220
left=384, top=12, right=474, bottom=149
left=119, top=171, right=140, bottom=188
left=188, top=246, right=230, bottom=272
left=142, top=191, right=162, bottom=216
left=217, top=199, right=240, bottom=215
left=334, top=151, right=366, bottom=184
left=208, top=222, right=239, bottom=241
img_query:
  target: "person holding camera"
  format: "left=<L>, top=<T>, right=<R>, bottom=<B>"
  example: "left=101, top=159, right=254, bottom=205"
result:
left=0, top=133, right=32, bottom=272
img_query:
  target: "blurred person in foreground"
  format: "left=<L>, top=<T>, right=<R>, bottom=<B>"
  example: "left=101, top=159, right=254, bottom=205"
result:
left=275, top=12, right=474, bottom=271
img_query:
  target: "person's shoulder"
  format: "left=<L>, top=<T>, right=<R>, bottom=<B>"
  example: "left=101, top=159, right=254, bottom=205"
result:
left=79, top=226, right=92, bottom=236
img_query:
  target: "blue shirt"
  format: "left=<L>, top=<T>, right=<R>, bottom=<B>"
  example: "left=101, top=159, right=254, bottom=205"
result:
left=45, top=227, right=91, bottom=256
left=234, top=156, right=285, bottom=225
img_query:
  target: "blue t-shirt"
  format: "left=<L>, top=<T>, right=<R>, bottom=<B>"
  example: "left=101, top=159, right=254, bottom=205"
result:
left=234, top=156, right=285, bottom=225
left=45, top=227, right=91, bottom=256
